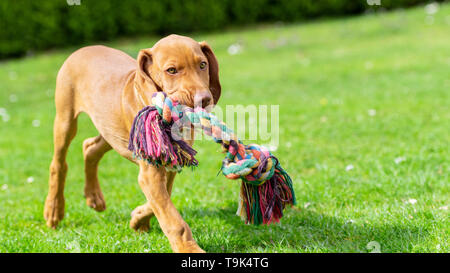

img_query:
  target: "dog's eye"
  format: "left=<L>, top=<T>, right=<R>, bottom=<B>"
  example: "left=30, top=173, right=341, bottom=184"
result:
left=199, top=61, right=207, bottom=70
left=167, top=67, right=177, bottom=74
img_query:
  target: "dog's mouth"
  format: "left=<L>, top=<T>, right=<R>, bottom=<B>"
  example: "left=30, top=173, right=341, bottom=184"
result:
left=167, top=92, right=196, bottom=108
left=166, top=90, right=213, bottom=110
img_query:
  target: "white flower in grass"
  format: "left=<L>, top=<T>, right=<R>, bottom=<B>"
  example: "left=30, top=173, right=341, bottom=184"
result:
left=407, top=198, right=417, bottom=205
left=66, top=240, right=81, bottom=253
left=268, top=145, right=278, bottom=152
left=262, top=144, right=278, bottom=152
left=345, top=164, right=354, bottom=171
left=1, top=184, right=8, bottom=191
left=304, top=202, right=311, bottom=209
left=394, top=156, right=406, bottom=164
left=9, top=94, right=18, bottom=103
left=0, top=108, right=10, bottom=122
left=346, top=219, right=355, bottom=224
left=300, top=58, right=310, bottom=67
left=364, top=61, right=374, bottom=70
left=27, top=177, right=34, bottom=184
left=438, top=205, right=448, bottom=211
left=8, top=71, right=17, bottom=81
left=2, top=114, right=10, bottom=122
left=32, top=119, right=41, bottom=127
left=425, top=2, right=439, bottom=15
left=227, top=43, right=242, bottom=55
left=368, top=109, right=376, bottom=116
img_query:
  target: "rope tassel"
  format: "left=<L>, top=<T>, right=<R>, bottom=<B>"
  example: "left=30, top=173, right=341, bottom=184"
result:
left=128, top=92, right=296, bottom=225
left=127, top=105, right=198, bottom=171
left=237, top=164, right=296, bottom=224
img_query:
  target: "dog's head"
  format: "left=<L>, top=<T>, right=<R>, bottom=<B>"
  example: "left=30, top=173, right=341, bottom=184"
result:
left=137, top=34, right=221, bottom=108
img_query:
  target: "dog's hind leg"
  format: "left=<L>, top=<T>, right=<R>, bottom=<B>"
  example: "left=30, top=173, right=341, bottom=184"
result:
left=83, top=135, right=111, bottom=212
left=44, top=105, right=78, bottom=228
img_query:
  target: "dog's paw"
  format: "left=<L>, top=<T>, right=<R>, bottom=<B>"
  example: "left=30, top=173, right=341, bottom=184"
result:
left=44, top=196, right=65, bottom=228
left=84, top=190, right=106, bottom=212
left=177, top=241, right=206, bottom=253
left=130, top=204, right=153, bottom=232
left=130, top=217, right=151, bottom=232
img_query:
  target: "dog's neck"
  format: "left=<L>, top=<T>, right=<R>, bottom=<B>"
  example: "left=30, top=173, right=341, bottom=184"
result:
left=121, top=70, right=160, bottom=131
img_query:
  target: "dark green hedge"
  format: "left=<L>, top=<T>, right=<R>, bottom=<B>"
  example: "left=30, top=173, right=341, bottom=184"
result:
left=0, top=0, right=441, bottom=59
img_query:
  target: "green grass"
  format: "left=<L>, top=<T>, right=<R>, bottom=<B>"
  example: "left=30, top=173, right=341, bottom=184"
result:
left=0, top=4, right=449, bottom=253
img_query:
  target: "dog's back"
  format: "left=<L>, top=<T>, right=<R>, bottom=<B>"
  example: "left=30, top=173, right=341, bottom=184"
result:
left=56, top=46, right=136, bottom=115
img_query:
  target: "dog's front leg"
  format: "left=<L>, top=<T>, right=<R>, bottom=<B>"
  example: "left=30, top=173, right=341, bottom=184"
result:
left=136, top=162, right=204, bottom=253
left=130, top=171, right=177, bottom=232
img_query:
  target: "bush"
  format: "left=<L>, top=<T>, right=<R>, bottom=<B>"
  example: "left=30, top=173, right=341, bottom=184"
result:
left=0, top=0, right=442, bottom=59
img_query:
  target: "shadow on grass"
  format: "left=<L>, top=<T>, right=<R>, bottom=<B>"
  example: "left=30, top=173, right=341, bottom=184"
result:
left=181, top=205, right=428, bottom=253
left=45, top=202, right=427, bottom=253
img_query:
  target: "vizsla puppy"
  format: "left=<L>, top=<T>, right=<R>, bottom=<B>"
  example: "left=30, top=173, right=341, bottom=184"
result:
left=43, top=34, right=221, bottom=253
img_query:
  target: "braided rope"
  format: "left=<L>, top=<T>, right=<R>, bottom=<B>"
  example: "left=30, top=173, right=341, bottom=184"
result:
left=129, top=92, right=296, bottom=225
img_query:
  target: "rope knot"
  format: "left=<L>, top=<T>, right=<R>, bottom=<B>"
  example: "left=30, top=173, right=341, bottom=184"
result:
left=128, top=92, right=296, bottom=225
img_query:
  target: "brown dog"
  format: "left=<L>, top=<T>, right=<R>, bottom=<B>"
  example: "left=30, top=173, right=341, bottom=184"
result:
left=43, top=34, right=221, bottom=253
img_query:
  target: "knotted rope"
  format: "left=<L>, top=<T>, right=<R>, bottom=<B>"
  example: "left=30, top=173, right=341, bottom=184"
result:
left=128, top=92, right=296, bottom=225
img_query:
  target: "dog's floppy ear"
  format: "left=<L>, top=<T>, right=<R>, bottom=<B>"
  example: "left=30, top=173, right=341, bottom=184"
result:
left=199, top=41, right=221, bottom=104
left=137, top=48, right=162, bottom=91
left=137, top=48, right=153, bottom=81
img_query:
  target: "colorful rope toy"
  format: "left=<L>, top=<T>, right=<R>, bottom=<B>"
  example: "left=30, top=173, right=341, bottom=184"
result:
left=128, top=92, right=296, bottom=225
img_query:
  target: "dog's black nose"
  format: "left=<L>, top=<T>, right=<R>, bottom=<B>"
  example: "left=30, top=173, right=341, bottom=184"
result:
left=201, top=95, right=212, bottom=108
left=195, top=92, right=213, bottom=108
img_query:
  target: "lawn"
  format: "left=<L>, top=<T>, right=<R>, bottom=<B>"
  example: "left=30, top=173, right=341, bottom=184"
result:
left=0, top=4, right=448, bottom=253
